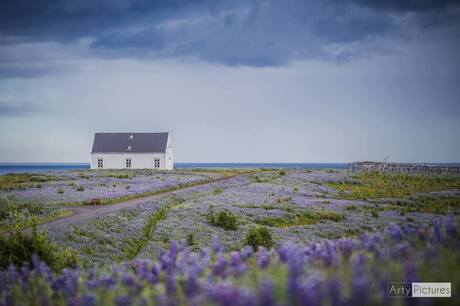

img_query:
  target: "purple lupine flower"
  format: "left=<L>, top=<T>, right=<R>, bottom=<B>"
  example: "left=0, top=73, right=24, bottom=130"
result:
left=20, top=265, right=30, bottom=291
left=404, top=262, right=418, bottom=282
left=207, top=282, right=255, bottom=306
left=240, top=246, right=253, bottom=260
left=230, top=251, right=241, bottom=267
left=122, top=273, right=141, bottom=294
left=211, top=236, right=223, bottom=254
left=297, top=277, right=322, bottom=306
left=116, top=295, right=131, bottom=306
left=349, top=252, right=369, bottom=305
left=80, top=294, right=97, bottom=306
left=389, top=224, right=403, bottom=241
left=257, top=247, right=270, bottom=269
left=185, top=265, right=200, bottom=297
left=432, top=220, right=443, bottom=242
left=200, top=248, right=211, bottom=266
left=258, top=279, right=276, bottom=306
left=211, top=253, right=227, bottom=278
left=338, top=238, right=355, bottom=257
left=169, top=240, right=180, bottom=258
left=327, top=277, right=343, bottom=306
left=320, top=240, right=338, bottom=266
left=166, top=271, right=176, bottom=296
left=445, top=218, right=457, bottom=238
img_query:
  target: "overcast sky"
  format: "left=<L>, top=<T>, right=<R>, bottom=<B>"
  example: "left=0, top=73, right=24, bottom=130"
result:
left=0, top=0, right=459, bottom=163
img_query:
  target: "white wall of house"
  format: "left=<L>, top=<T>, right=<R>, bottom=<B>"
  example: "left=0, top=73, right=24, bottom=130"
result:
left=90, top=153, right=171, bottom=170
left=165, top=133, right=174, bottom=170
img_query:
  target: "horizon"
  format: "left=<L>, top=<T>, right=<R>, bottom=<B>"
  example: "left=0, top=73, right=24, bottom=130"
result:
left=1, top=161, right=460, bottom=165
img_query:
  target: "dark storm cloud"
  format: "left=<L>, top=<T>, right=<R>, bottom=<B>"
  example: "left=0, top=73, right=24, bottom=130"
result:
left=350, top=0, right=460, bottom=12
left=0, top=0, right=459, bottom=70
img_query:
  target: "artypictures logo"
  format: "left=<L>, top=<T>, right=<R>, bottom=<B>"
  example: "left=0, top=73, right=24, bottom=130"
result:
left=387, top=282, right=451, bottom=298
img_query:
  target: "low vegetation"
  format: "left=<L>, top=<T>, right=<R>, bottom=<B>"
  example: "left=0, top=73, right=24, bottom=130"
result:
left=0, top=173, right=65, bottom=191
left=244, top=226, right=274, bottom=250
left=124, top=198, right=184, bottom=260
left=0, top=219, right=78, bottom=271
left=207, top=208, right=238, bottom=230
left=257, top=210, right=343, bottom=228
left=328, top=172, right=460, bottom=199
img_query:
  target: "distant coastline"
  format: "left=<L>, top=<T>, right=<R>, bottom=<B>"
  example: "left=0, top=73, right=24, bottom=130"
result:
left=0, top=163, right=350, bottom=175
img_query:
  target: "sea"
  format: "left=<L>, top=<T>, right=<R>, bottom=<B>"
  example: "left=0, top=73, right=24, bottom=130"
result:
left=0, top=163, right=350, bottom=175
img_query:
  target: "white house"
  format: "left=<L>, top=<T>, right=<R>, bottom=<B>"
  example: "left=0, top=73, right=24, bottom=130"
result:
left=90, top=132, right=174, bottom=170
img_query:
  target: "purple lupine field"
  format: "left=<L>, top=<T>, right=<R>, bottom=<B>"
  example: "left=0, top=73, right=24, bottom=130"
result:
left=1, top=170, right=211, bottom=204
left=1, top=220, right=459, bottom=306
left=1, top=168, right=460, bottom=305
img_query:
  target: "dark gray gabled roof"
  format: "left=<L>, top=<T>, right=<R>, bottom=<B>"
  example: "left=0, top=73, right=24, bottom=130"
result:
left=91, top=133, right=169, bottom=153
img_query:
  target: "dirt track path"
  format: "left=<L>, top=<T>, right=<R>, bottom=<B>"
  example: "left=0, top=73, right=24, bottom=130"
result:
left=38, top=174, right=238, bottom=232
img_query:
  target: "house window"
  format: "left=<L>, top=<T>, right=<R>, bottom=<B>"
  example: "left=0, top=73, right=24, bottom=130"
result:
left=154, top=158, right=160, bottom=168
left=97, top=158, right=103, bottom=168
left=126, top=158, right=132, bottom=168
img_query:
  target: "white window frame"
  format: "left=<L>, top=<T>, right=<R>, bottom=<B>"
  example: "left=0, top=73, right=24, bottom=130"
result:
left=97, top=158, right=103, bottom=168
left=154, top=158, right=160, bottom=168
left=126, top=158, right=132, bottom=168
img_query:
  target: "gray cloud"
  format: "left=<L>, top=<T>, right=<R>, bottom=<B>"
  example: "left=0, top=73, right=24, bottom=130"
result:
left=0, top=0, right=459, bottom=71
left=0, top=98, right=44, bottom=117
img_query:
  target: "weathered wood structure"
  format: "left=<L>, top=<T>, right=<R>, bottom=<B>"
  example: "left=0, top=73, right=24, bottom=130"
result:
left=350, top=161, right=460, bottom=176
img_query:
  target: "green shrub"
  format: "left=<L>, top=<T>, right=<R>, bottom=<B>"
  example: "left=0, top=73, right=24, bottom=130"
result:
left=245, top=227, right=274, bottom=250
left=0, top=221, right=78, bottom=271
left=57, top=188, right=64, bottom=194
left=207, top=209, right=238, bottom=230
left=186, top=233, right=195, bottom=246
left=371, top=210, right=379, bottom=218
left=76, top=186, right=85, bottom=192
left=279, top=170, right=286, bottom=176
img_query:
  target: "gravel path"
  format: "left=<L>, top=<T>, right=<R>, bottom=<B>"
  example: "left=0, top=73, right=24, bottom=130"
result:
left=38, top=174, right=237, bottom=231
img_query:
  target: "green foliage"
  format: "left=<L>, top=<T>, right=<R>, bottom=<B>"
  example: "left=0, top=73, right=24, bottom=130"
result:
left=0, top=198, right=44, bottom=221
left=387, top=195, right=460, bottom=215
left=57, top=188, right=64, bottom=194
left=107, top=174, right=131, bottom=179
left=76, top=186, right=85, bottom=192
left=213, top=188, right=223, bottom=195
left=257, top=210, right=343, bottom=228
left=329, top=172, right=460, bottom=200
left=186, top=233, right=195, bottom=246
left=0, top=173, right=64, bottom=191
left=245, top=226, right=274, bottom=250
left=279, top=170, right=286, bottom=176
left=0, top=220, right=78, bottom=271
left=371, top=210, right=379, bottom=218
left=207, top=209, right=238, bottom=231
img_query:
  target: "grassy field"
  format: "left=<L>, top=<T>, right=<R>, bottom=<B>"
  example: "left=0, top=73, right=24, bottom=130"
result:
left=328, top=171, right=460, bottom=200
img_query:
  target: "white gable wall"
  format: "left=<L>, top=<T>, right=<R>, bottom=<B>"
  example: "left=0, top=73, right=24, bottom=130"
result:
left=90, top=153, right=171, bottom=170
left=165, top=133, right=174, bottom=170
